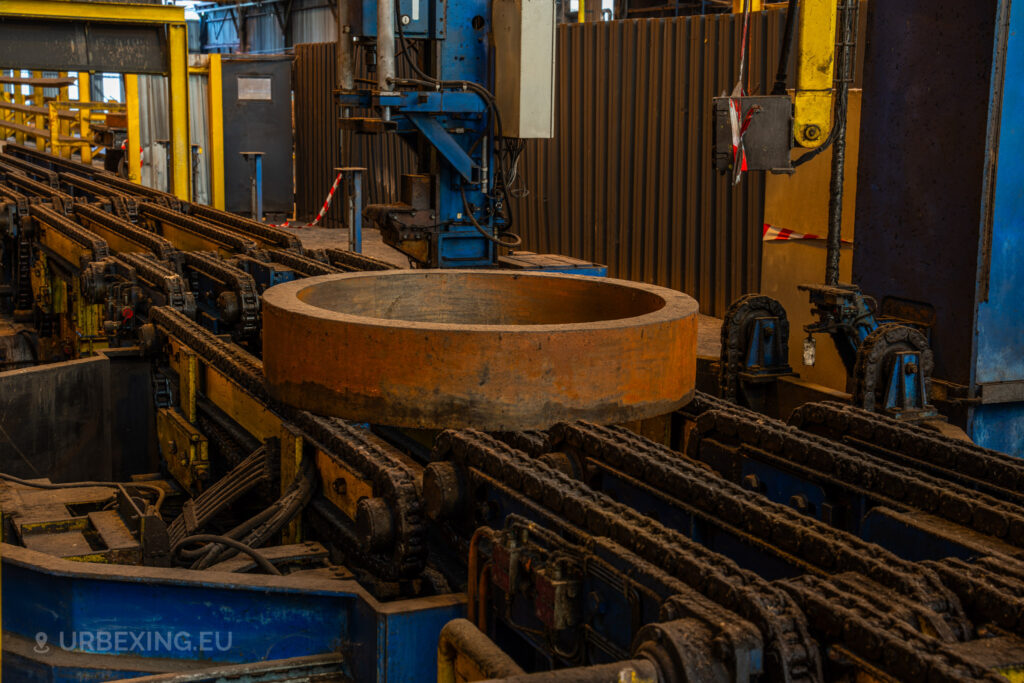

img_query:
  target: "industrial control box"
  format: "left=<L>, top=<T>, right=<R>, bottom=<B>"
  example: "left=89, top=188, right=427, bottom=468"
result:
left=493, top=0, right=556, bottom=139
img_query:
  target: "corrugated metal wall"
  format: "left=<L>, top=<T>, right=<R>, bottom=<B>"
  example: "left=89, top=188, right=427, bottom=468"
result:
left=514, top=12, right=787, bottom=316
left=138, top=74, right=170, bottom=191
left=189, top=71, right=212, bottom=205
left=294, top=42, right=417, bottom=228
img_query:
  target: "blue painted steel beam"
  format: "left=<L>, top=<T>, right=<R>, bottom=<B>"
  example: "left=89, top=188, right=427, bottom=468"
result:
left=405, top=114, right=479, bottom=182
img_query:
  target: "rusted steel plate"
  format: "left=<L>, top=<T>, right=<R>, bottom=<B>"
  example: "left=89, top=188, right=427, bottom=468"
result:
left=262, top=270, right=699, bottom=430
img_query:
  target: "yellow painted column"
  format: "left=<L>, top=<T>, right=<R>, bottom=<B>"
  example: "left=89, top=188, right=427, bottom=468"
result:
left=208, top=54, right=225, bottom=209
left=794, top=0, right=838, bottom=147
left=58, top=71, right=70, bottom=143
left=125, top=74, right=142, bottom=183
left=47, top=102, right=60, bottom=157
left=577, top=0, right=584, bottom=22
left=732, top=0, right=764, bottom=11
left=77, top=71, right=91, bottom=160
left=168, top=23, right=191, bottom=200
left=13, top=74, right=25, bottom=145
left=32, top=71, right=45, bottom=150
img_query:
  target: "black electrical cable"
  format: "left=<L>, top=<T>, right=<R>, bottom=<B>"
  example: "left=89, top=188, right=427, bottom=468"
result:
left=177, top=504, right=280, bottom=560
left=390, top=5, right=520, bottom=237
left=460, top=186, right=522, bottom=249
left=0, top=472, right=166, bottom=514
left=189, top=459, right=315, bottom=569
left=174, top=534, right=282, bottom=575
left=771, top=0, right=799, bottom=96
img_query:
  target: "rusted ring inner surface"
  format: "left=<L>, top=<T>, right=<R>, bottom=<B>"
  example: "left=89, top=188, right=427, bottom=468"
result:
left=292, top=270, right=673, bottom=327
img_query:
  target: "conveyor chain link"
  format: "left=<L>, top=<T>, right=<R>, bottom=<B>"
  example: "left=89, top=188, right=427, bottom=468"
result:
left=30, top=204, right=110, bottom=261
left=434, top=429, right=823, bottom=683
left=146, top=306, right=428, bottom=578
left=9, top=173, right=76, bottom=209
left=290, top=413, right=428, bottom=578
left=688, top=395, right=1024, bottom=551
left=180, top=251, right=261, bottom=335
left=790, top=401, right=1024, bottom=506
left=0, top=184, right=29, bottom=217
left=553, top=421, right=969, bottom=639
left=323, top=247, right=399, bottom=272
left=60, top=173, right=139, bottom=218
left=264, top=248, right=343, bottom=276
left=779, top=575, right=1008, bottom=683
left=115, top=253, right=193, bottom=315
left=74, top=204, right=176, bottom=260
left=139, top=202, right=258, bottom=254
left=922, top=557, right=1024, bottom=637
left=148, top=306, right=266, bottom=396
left=187, top=203, right=302, bottom=249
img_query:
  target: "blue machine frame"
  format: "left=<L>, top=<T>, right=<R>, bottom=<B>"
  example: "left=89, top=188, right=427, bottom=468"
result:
left=338, top=0, right=500, bottom=268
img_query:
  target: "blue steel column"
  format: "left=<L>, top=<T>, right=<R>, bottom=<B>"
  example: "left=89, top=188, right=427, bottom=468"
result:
left=338, top=166, right=364, bottom=252
left=241, top=151, right=264, bottom=221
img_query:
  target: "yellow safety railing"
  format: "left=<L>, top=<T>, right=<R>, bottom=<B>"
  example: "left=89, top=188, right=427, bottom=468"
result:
left=0, top=74, right=125, bottom=163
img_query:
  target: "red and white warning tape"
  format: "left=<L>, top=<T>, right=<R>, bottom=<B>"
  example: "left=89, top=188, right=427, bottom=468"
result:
left=763, top=223, right=852, bottom=244
left=303, top=172, right=344, bottom=228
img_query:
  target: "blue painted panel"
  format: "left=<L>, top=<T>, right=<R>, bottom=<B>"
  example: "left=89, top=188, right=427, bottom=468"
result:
left=2, top=547, right=466, bottom=683
left=3, top=562, right=349, bottom=664
left=972, top=402, right=1024, bottom=458
left=380, top=604, right=465, bottom=682
left=437, top=0, right=489, bottom=84
left=976, top=0, right=1024, bottom=386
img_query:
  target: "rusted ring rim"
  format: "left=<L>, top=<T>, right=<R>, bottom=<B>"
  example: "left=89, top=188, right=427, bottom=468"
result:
left=262, top=269, right=698, bottom=334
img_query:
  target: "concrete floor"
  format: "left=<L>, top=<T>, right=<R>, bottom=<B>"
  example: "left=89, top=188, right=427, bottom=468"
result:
left=282, top=225, right=410, bottom=268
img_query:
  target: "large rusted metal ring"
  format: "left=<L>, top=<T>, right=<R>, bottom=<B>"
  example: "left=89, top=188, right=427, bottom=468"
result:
left=262, top=270, right=698, bottom=431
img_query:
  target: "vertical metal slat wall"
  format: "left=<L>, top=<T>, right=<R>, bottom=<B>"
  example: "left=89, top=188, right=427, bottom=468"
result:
left=514, top=12, right=784, bottom=316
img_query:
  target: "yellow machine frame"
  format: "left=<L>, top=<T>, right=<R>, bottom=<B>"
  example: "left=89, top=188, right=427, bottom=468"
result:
left=0, top=0, right=191, bottom=199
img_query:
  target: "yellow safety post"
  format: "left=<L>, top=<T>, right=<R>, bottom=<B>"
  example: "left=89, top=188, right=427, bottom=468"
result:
left=168, top=23, right=190, bottom=200
left=209, top=54, right=225, bottom=210
left=125, top=74, right=142, bottom=183
left=78, top=71, right=92, bottom=163
left=31, top=71, right=44, bottom=150
left=577, top=0, right=584, bottom=22
left=13, top=73, right=24, bottom=144
left=793, top=0, right=838, bottom=147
